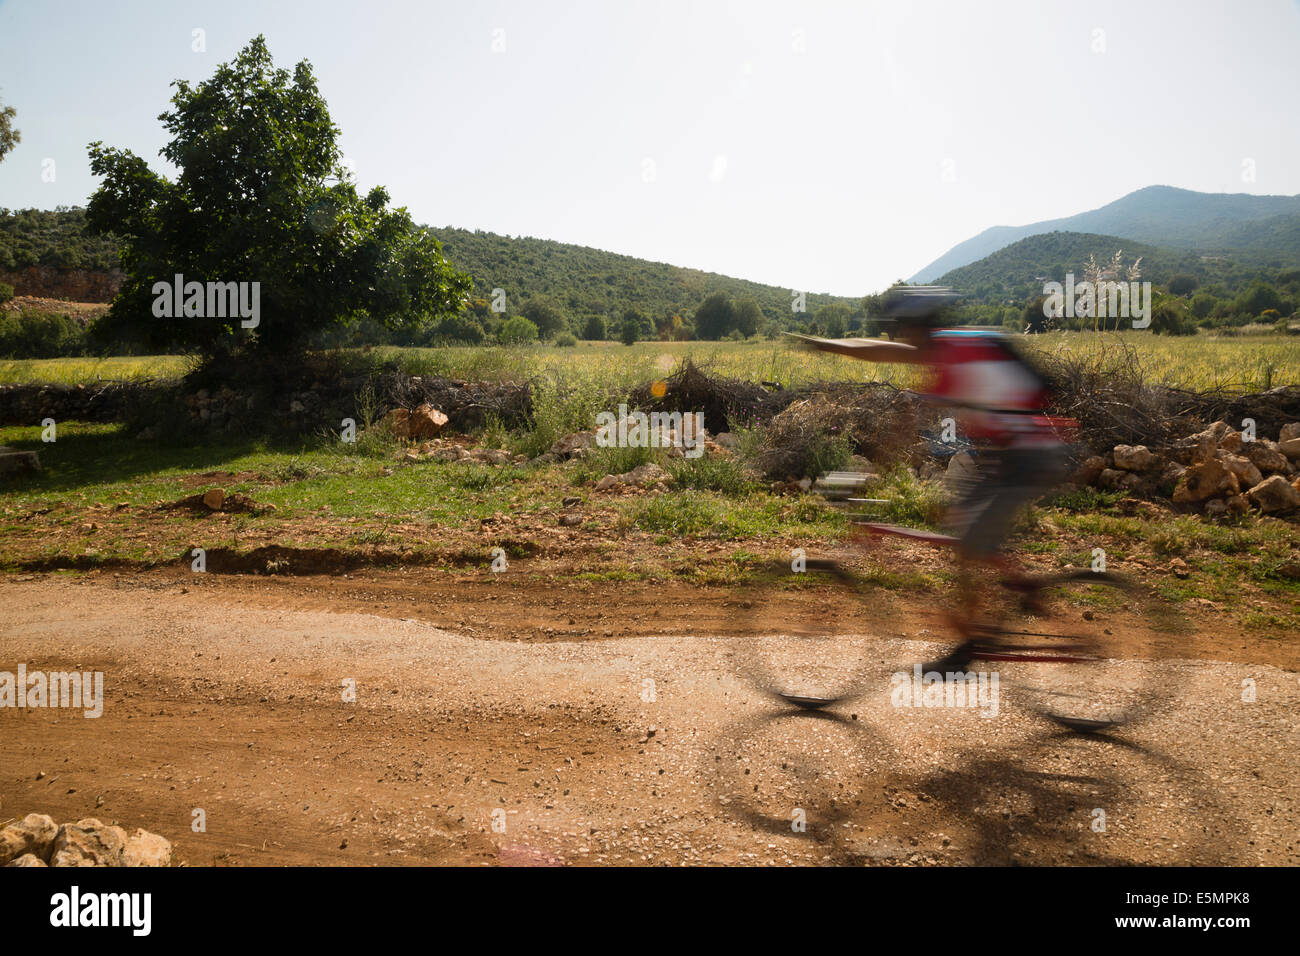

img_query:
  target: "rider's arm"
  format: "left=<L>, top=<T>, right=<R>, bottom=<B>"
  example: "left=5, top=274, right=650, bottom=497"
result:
left=782, top=332, right=921, bottom=364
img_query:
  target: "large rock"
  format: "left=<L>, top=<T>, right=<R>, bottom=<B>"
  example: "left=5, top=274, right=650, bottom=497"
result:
left=1245, top=440, right=1289, bottom=474
left=1112, top=444, right=1157, bottom=471
left=1245, top=475, right=1300, bottom=514
left=1219, top=453, right=1263, bottom=490
left=49, top=818, right=127, bottom=867
left=1172, top=458, right=1239, bottom=504
left=0, top=812, right=58, bottom=865
left=1279, top=422, right=1300, bottom=442
left=385, top=404, right=449, bottom=440
left=5, top=853, right=48, bottom=866
left=122, top=829, right=173, bottom=867
left=405, top=404, right=449, bottom=440
left=1277, top=438, right=1300, bottom=461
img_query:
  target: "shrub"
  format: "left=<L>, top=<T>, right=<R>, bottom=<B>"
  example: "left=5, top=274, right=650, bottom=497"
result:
left=666, top=454, right=758, bottom=495
left=498, top=316, right=539, bottom=345
left=554, top=331, right=577, bottom=347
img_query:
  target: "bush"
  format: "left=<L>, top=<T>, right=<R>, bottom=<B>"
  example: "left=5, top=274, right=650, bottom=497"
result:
left=432, top=314, right=486, bottom=345
left=0, top=309, right=89, bottom=358
left=554, top=331, right=577, bottom=347
left=0, top=281, right=14, bottom=304
left=498, top=316, right=539, bottom=345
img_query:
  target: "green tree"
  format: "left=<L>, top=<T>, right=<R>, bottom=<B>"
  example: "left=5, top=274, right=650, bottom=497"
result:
left=1234, top=282, right=1283, bottom=317
left=582, top=314, right=607, bottom=340
left=1189, top=292, right=1217, bottom=319
left=1167, top=274, right=1199, bottom=296
left=520, top=294, right=566, bottom=339
left=84, top=36, right=470, bottom=366
left=619, top=308, right=641, bottom=345
left=693, top=291, right=735, bottom=339
left=815, top=303, right=851, bottom=338
left=0, top=99, right=19, bottom=164
left=498, top=315, right=538, bottom=344
left=733, top=297, right=762, bottom=338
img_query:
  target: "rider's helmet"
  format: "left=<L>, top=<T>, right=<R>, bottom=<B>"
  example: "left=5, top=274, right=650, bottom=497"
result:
left=877, top=286, right=963, bottom=330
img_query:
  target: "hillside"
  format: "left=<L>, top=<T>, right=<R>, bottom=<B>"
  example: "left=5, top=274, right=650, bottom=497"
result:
left=429, top=225, right=853, bottom=327
left=912, top=185, right=1300, bottom=281
left=0, top=208, right=856, bottom=325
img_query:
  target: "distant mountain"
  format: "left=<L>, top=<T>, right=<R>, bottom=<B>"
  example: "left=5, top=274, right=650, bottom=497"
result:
left=911, top=185, right=1300, bottom=282
left=934, top=228, right=1297, bottom=306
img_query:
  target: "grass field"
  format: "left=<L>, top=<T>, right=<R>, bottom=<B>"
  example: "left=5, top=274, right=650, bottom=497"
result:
left=2, top=331, right=1297, bottom=390
left=1, top=418, right=1297, bottom=634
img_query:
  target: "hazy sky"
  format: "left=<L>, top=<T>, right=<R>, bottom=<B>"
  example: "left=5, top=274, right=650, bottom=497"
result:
left=1, top=0, right=1298, bottom=295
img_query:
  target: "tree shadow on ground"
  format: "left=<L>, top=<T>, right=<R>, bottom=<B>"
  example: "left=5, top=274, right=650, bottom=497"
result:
left=0, top=425, right=317, bottom=495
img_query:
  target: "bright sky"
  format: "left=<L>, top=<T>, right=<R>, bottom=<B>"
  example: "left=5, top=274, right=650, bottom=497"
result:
left=1, top=0, right=1298, bottom=295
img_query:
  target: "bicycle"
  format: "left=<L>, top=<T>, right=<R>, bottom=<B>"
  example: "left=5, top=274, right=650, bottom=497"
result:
left=732, top=520, right=1169, bottom=733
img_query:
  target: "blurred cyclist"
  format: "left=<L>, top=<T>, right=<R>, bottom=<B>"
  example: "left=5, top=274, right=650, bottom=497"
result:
left=789, top=287, right=1072, bottom=671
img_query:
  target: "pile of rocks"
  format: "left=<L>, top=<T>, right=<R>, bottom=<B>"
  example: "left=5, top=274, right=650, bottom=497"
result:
left=397, top=438, right=527, bottom=466
left=1076, top=421, right=1300, bottom=515
left=1, top=813, right=173, bottom=867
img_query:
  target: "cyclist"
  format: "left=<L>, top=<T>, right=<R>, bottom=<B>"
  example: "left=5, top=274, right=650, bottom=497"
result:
left=789, top=286, right=1072, bottom=671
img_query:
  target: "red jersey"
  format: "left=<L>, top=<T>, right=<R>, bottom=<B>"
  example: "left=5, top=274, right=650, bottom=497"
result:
left=925, top=330, right=1063, bottom=448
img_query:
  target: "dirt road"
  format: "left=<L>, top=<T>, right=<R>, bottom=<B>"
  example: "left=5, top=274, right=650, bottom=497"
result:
left=1, top=570, right=1296, bottom=866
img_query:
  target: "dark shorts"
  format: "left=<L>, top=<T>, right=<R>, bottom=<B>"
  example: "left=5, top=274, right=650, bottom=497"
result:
left=944, top=444, right=1071, bottom=559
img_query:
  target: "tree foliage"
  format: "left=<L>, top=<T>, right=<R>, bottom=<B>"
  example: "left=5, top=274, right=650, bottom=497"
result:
left=0, top=99, right=19, bottom=165
left=84, top=36, right=470, bottom=365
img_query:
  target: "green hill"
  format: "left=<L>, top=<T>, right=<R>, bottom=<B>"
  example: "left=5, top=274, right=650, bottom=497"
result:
left=428, top=225, right=853, bottom=329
